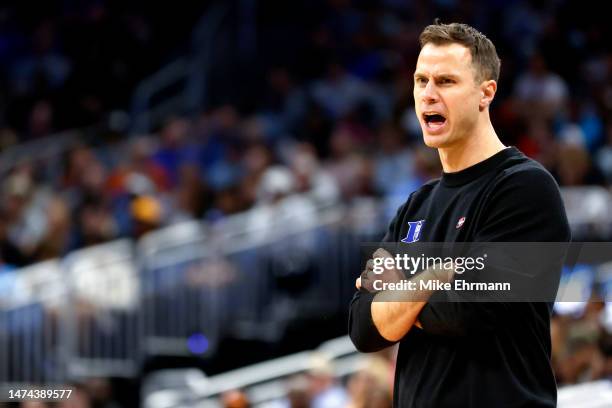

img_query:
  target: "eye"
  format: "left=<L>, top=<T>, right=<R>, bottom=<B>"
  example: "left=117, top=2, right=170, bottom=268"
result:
left=439, top=78, right=455, bottom=85
left=415, top=77, right=427, bottom=86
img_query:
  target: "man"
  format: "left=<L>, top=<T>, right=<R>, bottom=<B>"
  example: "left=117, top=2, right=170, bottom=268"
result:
left=348, top=22, right=570, bottom=407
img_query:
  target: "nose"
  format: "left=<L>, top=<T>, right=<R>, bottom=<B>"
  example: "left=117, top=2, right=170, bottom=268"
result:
left=421, top=81, right=439, bottom=103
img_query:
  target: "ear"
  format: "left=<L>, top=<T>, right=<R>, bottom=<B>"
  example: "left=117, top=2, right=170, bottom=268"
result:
left=479, top=80, right=497, bottom=111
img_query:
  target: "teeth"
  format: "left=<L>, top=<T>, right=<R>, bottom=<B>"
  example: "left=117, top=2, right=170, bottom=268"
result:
left=423, top=112, right=447, bottom=131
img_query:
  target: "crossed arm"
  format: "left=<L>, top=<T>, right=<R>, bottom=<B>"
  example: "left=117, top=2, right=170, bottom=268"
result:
left=350, top=168, right=571, bottom=350
left=354, top=248, right=451, bottom=342
left=370, top=297, right=426, bottom=341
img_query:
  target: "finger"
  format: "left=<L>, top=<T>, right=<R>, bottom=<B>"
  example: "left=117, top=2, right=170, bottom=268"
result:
left=373, top=248, right=393, bottom=259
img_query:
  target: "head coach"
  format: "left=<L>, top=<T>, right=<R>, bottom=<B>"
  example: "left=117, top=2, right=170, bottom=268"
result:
left=348, top=21, right=571, bottom=407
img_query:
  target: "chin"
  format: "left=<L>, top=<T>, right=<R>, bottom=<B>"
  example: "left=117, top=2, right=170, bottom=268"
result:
left=422, top=132, right=450, bottom=149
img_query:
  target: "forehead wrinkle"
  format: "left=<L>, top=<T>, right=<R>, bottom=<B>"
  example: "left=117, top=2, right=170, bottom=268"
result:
left=414, top=70, right=461, bottom=79
left=416, top=43, right=476, bottom=82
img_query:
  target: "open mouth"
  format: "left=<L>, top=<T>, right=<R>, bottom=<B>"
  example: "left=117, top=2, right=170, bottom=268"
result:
left=423, top=112, right=447, bottom=132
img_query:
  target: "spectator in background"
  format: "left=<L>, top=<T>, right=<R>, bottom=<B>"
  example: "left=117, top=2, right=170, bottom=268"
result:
left=171, top=162, right=213, bottom=222
left=104, top=137, right=169, bottom=236
left=0, top=208, right=28, bottom=267
left=269, top=375, right=311, bottom=408
left=383, top=145, right=441, bottom=220
left=73, top=196, right=118, bottom=248
left=345, top=355, right=392, bottom=408
left=513, top=53, right=569, bottom=121
left=288, top=142, right=340, bottom=207
left=363, top=387, right=393, bottom=408
left=239, top=142, right=275, bottom=209
left=311, top=62, right=372, bottom=121
left=307, top=353, right=349, bottom=408
left=373, top=122, right=414, bottom=197
left=325, top=124, right=375, bottom=199
left=200, top=106, right=244, bottom=191
left=129, top=194, right=163, bottom=239
left=106, top=136, right=171, bottom=197
left=595, top=122, right=612, bottom=183
left=246, top=165, right=317, bottom=239
left=244, top=165, right=319, bottom=300
left=553, top=299, right=607, bottom=385
left=62, top=146, right=114, bottom=226
left=207, top=186, right=246, bottom=222
left=600, top=302, right=612, bottom=379
left=260, top=66, right=308, bottom=135
left=285, top=375, right=311, bottom=408
left=573, top=101, right=604, bottom=151
left=36, top=194, right=71, bottom=260
left=515, top=118, right=557, bottom=170
left=2, top=165, right=52, bottom=264
left=555, top=141, right=606, bottom=186
left=222, top=389, right=251, bottom=408
left=151, top=117, right=195, bottom=187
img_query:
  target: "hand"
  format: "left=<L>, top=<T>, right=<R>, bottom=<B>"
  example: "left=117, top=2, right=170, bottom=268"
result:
left=373, top=247, right=406, bottom=283
left=358, top=248, right=406, bottom=293
left=426, top=260, right=455, bottom=283
left=357, top=258, right=375, bottom=291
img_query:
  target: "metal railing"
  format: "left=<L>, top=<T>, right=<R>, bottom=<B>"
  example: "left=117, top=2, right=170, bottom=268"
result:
left=0, top=0, right=231, bottom=177
left=141, top=338, right=612, bottom=408
left=62, top=240, right=140, bottom=379
left=0, top=188, right=611, bottom=388
left=142, top=336, right=361, bottom=408
left=130, top=1, right=230, bottom=133
left=0, top=196, right=385, bottom=386
left=0, top=260, right=66, bottom=385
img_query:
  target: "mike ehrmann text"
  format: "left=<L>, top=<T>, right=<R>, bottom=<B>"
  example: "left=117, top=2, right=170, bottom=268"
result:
left=373, top=279, right=511, bottom=291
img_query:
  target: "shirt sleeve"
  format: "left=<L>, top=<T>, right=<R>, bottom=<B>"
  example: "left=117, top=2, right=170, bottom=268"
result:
left=348, top=290, right=398, bottom=352
left=347, top=197, right=410, bottom=352
left=418, top=167, right=571, bottom=337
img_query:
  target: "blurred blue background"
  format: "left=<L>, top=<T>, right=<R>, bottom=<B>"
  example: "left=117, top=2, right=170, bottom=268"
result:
left=0, top=0, right=610, bottom=407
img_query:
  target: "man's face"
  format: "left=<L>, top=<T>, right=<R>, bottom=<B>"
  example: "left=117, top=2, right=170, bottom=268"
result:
left=414, top=43, right=483, bottom=149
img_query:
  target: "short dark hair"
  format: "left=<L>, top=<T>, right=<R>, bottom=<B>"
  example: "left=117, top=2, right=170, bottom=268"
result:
left=419, top=20, right=501, bottom=83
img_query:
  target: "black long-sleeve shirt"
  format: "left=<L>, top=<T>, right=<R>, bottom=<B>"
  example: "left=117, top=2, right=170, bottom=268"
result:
left=349, top=147, right=571, bottom=407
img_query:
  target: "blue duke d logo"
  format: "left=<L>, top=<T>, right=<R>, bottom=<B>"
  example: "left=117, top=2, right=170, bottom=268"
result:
left=401, top=220, right=425, bottom=243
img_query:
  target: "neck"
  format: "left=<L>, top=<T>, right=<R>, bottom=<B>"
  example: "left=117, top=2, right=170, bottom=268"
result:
left=438, top=120, right=506, bottom=173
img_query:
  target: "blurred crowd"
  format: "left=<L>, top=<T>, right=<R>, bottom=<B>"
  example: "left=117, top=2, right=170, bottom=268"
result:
left=219, top=304, right=612, bottom=408
left=0, top=0, right=611, bottom=405
left=221, top=350, right=396, bottom=408
left=552, top=301, right=612, bottom=385
left=1, top=0, right=611, bottom=271
left=8, top=304, right=612, bottom=408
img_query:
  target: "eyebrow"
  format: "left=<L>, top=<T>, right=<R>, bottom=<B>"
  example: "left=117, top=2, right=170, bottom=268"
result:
left=414, top=72, right=460, bottom=80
